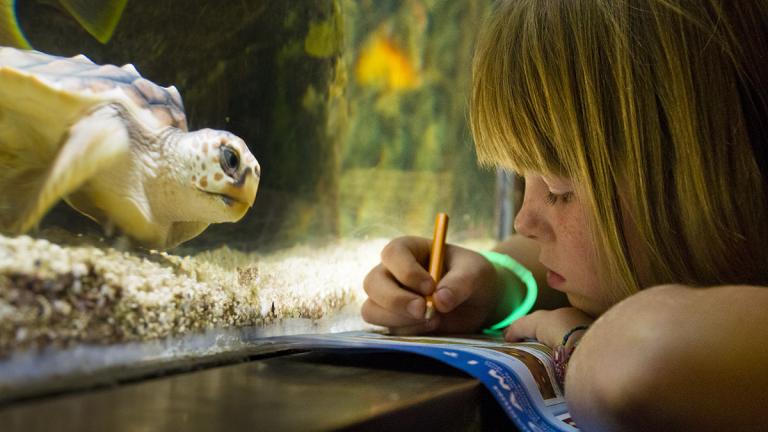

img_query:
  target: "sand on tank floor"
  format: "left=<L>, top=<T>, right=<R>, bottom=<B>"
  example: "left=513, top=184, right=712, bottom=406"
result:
left=0, top=232, right=388, bottom=356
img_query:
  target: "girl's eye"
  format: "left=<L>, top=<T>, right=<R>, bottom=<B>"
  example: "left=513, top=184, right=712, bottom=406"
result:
left=545, top=191, right=575, bottom=205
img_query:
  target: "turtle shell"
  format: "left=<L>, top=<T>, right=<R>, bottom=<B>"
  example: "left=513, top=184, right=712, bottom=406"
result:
left=0, top=47, right=188, bottom=131
left=0, top=47, right=189, bottom=234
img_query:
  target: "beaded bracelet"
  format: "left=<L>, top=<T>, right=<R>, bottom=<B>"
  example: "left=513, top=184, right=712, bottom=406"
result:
left=553, top=325, right=590, bottom=389
left=480, top=251, right=538, bottom=335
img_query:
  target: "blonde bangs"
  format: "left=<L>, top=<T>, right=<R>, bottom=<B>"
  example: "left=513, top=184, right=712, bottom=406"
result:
left=470, top=0, right=569, bottom=176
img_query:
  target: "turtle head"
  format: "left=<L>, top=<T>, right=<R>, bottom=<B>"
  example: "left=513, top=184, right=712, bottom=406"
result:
left=179, top=129, right=260, bottom=222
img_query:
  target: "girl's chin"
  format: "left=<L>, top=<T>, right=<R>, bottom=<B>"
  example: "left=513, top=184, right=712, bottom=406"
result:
left=567, top=294, right=609, bottom=318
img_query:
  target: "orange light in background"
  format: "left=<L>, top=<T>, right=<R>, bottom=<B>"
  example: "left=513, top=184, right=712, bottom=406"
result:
left=354, top=36, right=421, bottom=92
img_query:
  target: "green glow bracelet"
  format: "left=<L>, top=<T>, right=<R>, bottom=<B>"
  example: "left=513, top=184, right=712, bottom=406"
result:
left=480, top=250, right=538, bottom=335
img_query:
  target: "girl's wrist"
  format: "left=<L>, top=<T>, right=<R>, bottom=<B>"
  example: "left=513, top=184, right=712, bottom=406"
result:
left=553, top=324, right=590, bottom=389
left=479, top=257, right=519, bottom=329
left=479, top=250, right=538, bottom=335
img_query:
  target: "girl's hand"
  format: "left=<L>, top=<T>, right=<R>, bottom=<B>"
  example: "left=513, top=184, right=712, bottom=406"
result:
left=504, top=307, right=594, bottom=348
left=362, top=236, right=500, bottom=334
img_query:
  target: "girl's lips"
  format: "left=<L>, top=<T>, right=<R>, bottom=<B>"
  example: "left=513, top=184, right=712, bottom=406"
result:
left=546, top=270, right=566, bottom=289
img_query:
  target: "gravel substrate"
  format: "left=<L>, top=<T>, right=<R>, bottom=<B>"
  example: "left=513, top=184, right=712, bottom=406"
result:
left=0, top=234, right=386, bottom=356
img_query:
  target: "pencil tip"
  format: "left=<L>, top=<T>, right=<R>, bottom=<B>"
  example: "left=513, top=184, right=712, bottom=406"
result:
left=424, top=300, right=435, bottom=320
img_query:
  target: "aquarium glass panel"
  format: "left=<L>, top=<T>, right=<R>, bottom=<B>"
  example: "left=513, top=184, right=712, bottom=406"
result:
left=0, top=0, right=497, bottom=393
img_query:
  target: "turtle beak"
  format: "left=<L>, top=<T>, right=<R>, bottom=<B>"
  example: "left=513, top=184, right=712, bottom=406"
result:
left=221, top=163, right=259, bottom=210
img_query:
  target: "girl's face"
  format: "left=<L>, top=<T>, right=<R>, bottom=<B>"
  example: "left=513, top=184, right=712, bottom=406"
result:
left=514, top=173, right=615, bottom=317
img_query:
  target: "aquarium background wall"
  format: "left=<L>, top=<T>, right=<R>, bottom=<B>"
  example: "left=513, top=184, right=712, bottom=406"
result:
left=18, top=0, right=497, bottom=251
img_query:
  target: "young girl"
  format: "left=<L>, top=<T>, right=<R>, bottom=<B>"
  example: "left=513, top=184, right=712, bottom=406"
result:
left=361, top=0, right=768, bottom=429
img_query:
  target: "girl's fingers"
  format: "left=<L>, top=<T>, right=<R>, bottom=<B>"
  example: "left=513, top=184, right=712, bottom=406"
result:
left=433, top=248, right=495, bottom=313
left=504, top=308, right=595, bottom=348
left=361, top=298, right=438, bottom=333
left=363, top=264, right=429, bottom=319
left=379, top=236, right=435, bottom=295
left=504, top=310, right=544, bottom=342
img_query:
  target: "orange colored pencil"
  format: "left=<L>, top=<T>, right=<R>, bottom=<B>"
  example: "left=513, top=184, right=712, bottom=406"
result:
left=425, top=213, right=449, bottom=320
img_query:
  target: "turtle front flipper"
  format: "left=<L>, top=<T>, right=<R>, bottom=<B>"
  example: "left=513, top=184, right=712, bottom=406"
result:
left=0, top=0, right=31, bottom=48
left=0, top=0, right=128, bottom=48
left=9, top=104, right=131, bottom=234
left=59, top=0, right=129, bottom=44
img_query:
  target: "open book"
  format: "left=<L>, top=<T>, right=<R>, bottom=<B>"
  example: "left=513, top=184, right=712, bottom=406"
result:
left=271, top=331, right=579, bottom=431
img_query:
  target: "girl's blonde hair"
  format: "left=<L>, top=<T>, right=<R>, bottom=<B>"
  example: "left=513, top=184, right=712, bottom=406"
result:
left=471, top=0, right=768, bottom=298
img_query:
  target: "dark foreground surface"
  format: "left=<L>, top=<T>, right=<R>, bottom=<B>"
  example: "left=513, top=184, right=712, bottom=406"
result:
left=0, top=349, right=514, bottom=431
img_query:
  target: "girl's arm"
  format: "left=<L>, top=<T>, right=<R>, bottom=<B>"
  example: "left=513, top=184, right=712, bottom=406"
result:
left=567, top=284, right=768, bottom=431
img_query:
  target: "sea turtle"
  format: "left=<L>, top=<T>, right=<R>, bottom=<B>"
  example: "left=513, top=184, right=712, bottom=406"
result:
left=0, top=47, right=260, bottom=250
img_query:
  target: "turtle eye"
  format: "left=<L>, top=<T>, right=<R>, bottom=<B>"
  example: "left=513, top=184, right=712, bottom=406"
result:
left=220, top=146, right=240, bottom=176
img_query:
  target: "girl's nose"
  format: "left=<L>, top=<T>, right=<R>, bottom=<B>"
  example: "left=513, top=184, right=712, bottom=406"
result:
left=514, top=199, right=544, bottom=240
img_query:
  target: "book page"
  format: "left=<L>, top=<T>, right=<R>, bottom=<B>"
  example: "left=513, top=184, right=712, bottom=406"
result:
left=272, top=331, right=579, bottom=431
